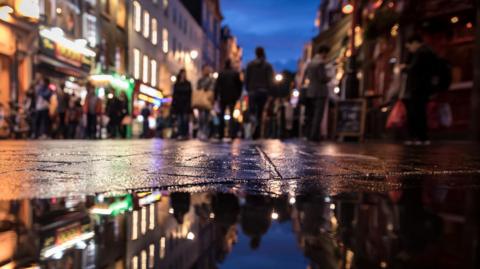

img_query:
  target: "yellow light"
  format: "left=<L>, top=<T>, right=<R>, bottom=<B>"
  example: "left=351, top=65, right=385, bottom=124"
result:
left=342, top=4, right=354, bottom=15
left=391, top=24, right=399, bottom=37
left=187, top=232, right=195, bottom=240
left=212, top=72, right=219, bottom=79
left=275, top=74, right=283, bottom=82
left=170, top=76, right=177, bottom=83
left=233, top=109, right=241, bottom=119
left=190, top=50, right=199, bottom=59
left=0, top=6, right=13, bottom=14
left=450, top=16, right=459, bottom=24
left=56, top=7, right=62, bottom=14
left=271, top=212, right=279, bottom=220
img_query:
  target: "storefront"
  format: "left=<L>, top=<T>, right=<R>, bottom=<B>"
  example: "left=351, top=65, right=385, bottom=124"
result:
left=132, top=82, right=165, bottom=137
left=35, top=26, right=95, bottom=100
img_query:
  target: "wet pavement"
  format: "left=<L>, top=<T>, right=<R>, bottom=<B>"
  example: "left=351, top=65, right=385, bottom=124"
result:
left=0, top=139, right=479, bottom=268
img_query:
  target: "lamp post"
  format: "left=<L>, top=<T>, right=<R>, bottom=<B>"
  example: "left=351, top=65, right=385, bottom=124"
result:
left=343, top=0, right=360, bottom=99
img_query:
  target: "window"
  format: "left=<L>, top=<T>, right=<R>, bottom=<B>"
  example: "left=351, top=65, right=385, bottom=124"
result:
left=162, top=29, right=168, bottom=53
left=143, top=55, right=149, bottom=83
left=134, top=1, right=141, bottom=32
left=151, top=18, right=158, bottom=45
left=133, top=49, right=141, bottom=79
left=116, top=0, right=126, bottom=28
left=143, top=11, right=150, bottom=38
left=151, top=60, right=158, bottom=87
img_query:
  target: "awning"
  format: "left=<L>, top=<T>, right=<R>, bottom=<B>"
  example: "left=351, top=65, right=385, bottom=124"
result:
left=36, top=54, right=90, bottom=78
left=312, top=15, right=352, bottom=62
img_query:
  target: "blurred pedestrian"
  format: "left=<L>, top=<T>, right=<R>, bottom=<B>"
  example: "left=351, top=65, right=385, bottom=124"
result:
left=34, top=76, right=52, bottom=139
left=106, top=89, right=121, bottom=138
left=196, top=65, right=215, bottom=140
left=24, top=85, right=36, bottom=137
left=140, top=104, right=151, bottom=138
left=118, top=91, right=130, bottom=138
left=215, top=60, right=243, bottom=140
left=0, top=103, right=10, bottom=138
left=171, top=69, right=192, bottom=140
left=302, top=45, right=330, bottom=141
left=56, top=83, right=69, bottom=138
left=245, top=47, right=274, bottom=139
left=403, top=35, right=437, bottom=145
left=83, top=83, right=102, bottom=139
left=65, top=97, right=82, bottom=139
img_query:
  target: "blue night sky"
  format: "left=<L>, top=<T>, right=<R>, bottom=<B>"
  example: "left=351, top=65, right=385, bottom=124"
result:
left=221, top=0, right=320, bottom=72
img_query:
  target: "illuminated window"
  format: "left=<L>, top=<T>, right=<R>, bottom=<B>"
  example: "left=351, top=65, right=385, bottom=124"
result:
left=151, top=18, right=158, bottom=45
left=141, top=250, right=147, bottom=269
left=132, top=256, right=138, bottom=269
left=134, top=1, right=141, bottom=32
left=132, top=210, right=139, bottom=240
left=162, top=29, right=169, bottom=53
left=149, top=244, right=155, bottom=268
left=117, top=0, right=126, bottom=28
left=151, top=60, right=158, bottom=87
left=159, top=237, right=166, bottom=259
left=163, top=0, right=169, bottom=16
left=143, top=11, right=150, bottom=38
left=141, top=206, right=147, bottom=234
left=143, top=56, right=149, bottom=83
left=133, top=49, right=141, bottom=79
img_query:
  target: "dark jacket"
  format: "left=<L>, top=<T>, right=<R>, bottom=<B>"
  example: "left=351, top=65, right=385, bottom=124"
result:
left=215, top=69, right=243, bottom=106
left=171, top=80, right=192, bottom=114
left=245, top=59, right=274, bottom=94
left=405, top=45, right=437, bottom=100
left=303, top=55, right=330, bottom=98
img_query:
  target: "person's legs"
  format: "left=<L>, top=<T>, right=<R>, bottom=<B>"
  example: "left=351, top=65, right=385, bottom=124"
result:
left=228, top=104, right=236, bottom=138
left=252, top=93, right=267, bottom=139
left=414, top=99, right=428, bottom=142
left=218, top=104, right=227, bottom=139
left=309, top=97, right=326, bottom=141
left=405, top=99, right=417, bottom=141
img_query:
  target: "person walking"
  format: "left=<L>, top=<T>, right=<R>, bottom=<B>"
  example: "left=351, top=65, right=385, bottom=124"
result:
left=403, top=35, right=437, bottom=145
left=196, top=65, right=215, bottom=140
left=83, top=83, right=102, bottom=139
left=171, top=69, right=192, bottom=140
left=106, top=89, right=121, bottom=138
left=56, top=84, right=69, bottom=138
left=140, top=104, right=151, bottom=138
left=302, top=45, right=331, bottom=141
left=215, top=60, right=243, bottom=140
left=118, top=91, right=130, bottom=138
left=245, top=47, right=274, bottom=139
left=34, top=76, right=52, bottom=139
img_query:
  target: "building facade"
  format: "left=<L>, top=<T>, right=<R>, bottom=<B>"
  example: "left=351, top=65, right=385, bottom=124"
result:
left=219, top=26, right=242, bottom=71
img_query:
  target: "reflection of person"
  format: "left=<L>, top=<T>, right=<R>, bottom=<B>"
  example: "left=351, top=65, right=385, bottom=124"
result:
left=302, top=45, right=330, bottom=141
left=240, top=195, right=273, bottom=249
left=171, top=69, right=192, bottom=139
left=215, top=60, right=243, bottom=139
left=246, top=47, right=274, bottom=139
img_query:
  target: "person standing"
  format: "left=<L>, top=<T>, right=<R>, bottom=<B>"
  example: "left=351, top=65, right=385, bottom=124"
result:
left=56, top=84, right=69, bottom=138
left=65, top=97, right=82, bottom=139
left=118, top=91, right=130, bottom=138
left=245, top=47, right=274, bottom=139
left=34, top=76, right=52, bottom=139
left=83, top=83, right=102, bottom=139
left=140, top=104, right=151, bottom=138
left=106, top=89, right=121, bottom=138
left=196, top=65, right=215, bottom=140
left=403, top=35, right=437, bottom=145
left=171, top=69, right=192, bottom=139
left=215, top=60, right=243, bottom=140
left=302, top=45, right=330, bottom=141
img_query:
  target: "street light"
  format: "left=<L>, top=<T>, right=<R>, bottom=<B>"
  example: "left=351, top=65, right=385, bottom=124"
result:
left=275, top=73, right=283, bottom=82
left=190, top=50, right=198, bottom=60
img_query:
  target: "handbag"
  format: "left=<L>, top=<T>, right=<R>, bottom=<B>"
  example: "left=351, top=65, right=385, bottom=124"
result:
left=192, top=89, right=214, bottom=110
left=386, top=101, right=406, bottom=129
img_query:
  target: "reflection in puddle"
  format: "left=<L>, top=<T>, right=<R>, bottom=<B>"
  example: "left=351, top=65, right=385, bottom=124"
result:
left=0, top=188, right=478, bottom=269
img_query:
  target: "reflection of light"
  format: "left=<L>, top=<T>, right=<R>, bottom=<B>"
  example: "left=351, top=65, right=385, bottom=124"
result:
left=330, top=203, right=336, bottom=210
left=213, top=72, right=219, bottom=79
left=168, top=208, right=174, bottom=214
left=275, top=74, right=283, bottom=82
left=209, top=213, right=215, bottom=219
left=224, top=115, right=231, bottom=121
left=450, top=16, right=459, bottom=24
left=149, top=244, right=155, bottom=266
left=289, top=197, right=296, bottom=205
left=149, top=204, right=155, bottom=230
left=334, top=86, right=341, bottom=94
left=187, top=232, right=195, bottom=240
left=149, top=117, right=156, bottom=129
left=132, top=256, right=138, bottom=269
left=160, top=237, right=166, bottom=259
left=141, top=207, right=147, bottom=235
left=42, top=232, right=94, bottom=258
left=90, top=207, right=112, bottom=215
left=190, top=50, right=199, bottom=59
left=342, top=3, right=354, bottom=14
left=380, top=261, right=388, bottom=268
left=271, top=212, right=279, bottom=220
left=170, top=76, right=177, bottom=82
left=141, top=250, right=147, bottom=269
left=97, top=194, right=104, bottom=202
left=132, top=210, right=138, bottom=240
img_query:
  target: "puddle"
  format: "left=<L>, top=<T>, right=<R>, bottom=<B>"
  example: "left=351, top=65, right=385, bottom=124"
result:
left=0, top=187, right=478, bottom=269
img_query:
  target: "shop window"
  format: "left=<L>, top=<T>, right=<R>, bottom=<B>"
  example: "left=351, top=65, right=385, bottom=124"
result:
left=143, top=55, right=149, bottom=83
left=133, top=49, right=141, bottom=79
left=116, top=0, right=126, bottom=28
left=162, top=29, right=169, bottom=53
left=152, top=19, right=158, bottom=45
left=134, top=1, right=141, bottom=32
left=151, top=60, right=157, bottom=87
left=143, top=11, right=150, bottom=39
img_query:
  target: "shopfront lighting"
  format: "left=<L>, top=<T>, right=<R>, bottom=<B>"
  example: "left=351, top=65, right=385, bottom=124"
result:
left=450, top=16, right=459, bottom=24
left=342, top=3, right=354, bottom=14
left=213, top=72, right=219, bottom=79
left=233, top=109, right=241, bottom=119
left=170, top=75, right=177, bottom=83
left=40, top=27, right=96, bottom=57
left=42, top=232, right=95, bottom=259
left=190, top=50, right=199, bottom=59
left=289, top=197, right=296, bottom=205
left=0, top=6, right=13, bottom=21
left=56, top=7, right=62, bottom=14
left=292, top=89, right=300, bottom=98
left=187, top=232, right=195, bottom=240
left=330, top=203, right=336, bottom=210
left=275, top=74, right=283, bottom=82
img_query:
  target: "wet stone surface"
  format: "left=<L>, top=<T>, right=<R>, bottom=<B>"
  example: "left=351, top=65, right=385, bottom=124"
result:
left=0, top=140, right=480, bottom=199
left=0, top=140, right=479, bottom=268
